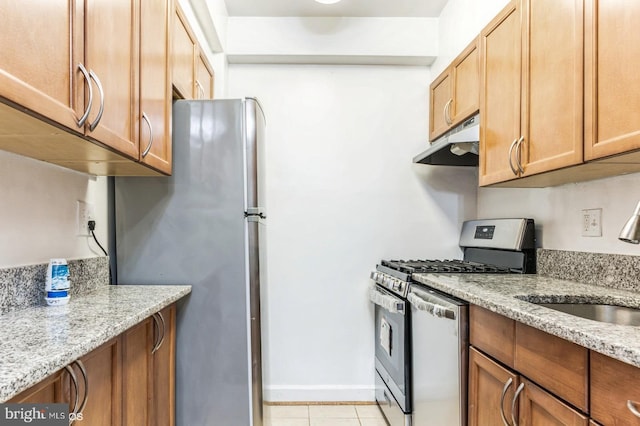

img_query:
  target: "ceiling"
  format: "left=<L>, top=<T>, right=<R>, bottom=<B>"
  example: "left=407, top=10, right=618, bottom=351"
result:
left=223, top=0, right=450, bottom=18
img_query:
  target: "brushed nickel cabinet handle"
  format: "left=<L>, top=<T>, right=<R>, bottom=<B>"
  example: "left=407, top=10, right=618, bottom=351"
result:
left=500, top=377, right=513, bottom=426
left=88, top=70, right=104, bottom=131
left=64, top=365, right=80, bottom=420
left=141, top=112, right=154, bottom=158
left=156, top=311, right=166, bottom=352
left=511, top=382, right=525, bottom=426
left=628, top=400, right=640, bottom=417
left=515, top=136, right=525, bottom=174
left=151, top=313, right=161, bottom=353
left=444, top=98, right=453, bottom=125
left=74, top=360, right=88, bottom=417
left=508, top=138, right=519, bottom=175
left=76, top=63, right=93, bottom=128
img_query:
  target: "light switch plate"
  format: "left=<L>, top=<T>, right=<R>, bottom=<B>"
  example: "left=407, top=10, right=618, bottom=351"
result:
left=581, top=208, right=602, bottom=237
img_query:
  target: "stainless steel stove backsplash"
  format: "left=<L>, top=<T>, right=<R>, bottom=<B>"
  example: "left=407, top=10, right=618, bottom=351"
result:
left=537, top=249, right=640, bottom=292
left=0, top=257, right=110, bottom=314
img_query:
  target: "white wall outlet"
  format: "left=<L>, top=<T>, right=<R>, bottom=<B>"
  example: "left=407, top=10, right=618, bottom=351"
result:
left=581, top=208, right=602, bottom=237
left=76, top=200, right=95, bottom=236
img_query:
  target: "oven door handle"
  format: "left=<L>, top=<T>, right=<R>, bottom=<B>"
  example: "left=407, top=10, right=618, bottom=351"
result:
left=369, top=287, right=405, bottom=315
left=407, top=290, right=457, bottom=320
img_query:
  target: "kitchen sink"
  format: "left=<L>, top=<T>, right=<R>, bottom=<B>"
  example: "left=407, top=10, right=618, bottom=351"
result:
left=536, top=302, right=640, bottom=326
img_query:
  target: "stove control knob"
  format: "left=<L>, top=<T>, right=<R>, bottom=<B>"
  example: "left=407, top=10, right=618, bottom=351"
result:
left=396, top=282, right=404, bottom=292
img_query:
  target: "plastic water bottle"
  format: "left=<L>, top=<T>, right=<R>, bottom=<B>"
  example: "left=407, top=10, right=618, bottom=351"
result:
left=45, top=258, right=70, bottom=306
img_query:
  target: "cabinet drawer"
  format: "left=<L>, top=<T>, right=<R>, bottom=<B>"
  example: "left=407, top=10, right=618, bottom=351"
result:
left=515, top=322, right=588, bottom=412
left=470, top=305, right=515, bottom=367
left=591, top=351, right=640, bottom=425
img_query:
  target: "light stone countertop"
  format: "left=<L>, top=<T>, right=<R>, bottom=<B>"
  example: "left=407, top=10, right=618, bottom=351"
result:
left=412, top=273, right=640, bottom=368
left=0, top=284, right=191, bottom=402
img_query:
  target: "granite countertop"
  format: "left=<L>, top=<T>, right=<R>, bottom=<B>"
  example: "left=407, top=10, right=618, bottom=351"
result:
left=0, top=285, right=191, bottom=402
left=412, top=273, right=640, bottom=368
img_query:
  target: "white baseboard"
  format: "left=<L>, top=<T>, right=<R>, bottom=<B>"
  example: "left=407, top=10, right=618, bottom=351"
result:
left=264, top=385, right=375, bottom=403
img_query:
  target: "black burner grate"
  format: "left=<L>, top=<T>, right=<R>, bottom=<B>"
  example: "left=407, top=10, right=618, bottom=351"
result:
left=380, top=259, right=512, bottom=274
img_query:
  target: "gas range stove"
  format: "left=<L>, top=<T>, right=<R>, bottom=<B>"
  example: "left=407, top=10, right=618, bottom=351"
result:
left=371, top=219, right=537, bottom=298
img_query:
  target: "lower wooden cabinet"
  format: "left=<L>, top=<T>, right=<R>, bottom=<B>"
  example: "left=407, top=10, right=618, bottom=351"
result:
left=152, top=305, right=176, bottom=426
left=469, top=304, right=640, bottom=426
left=78, top=339, right=122, bottom=426
left=469, top=348, right=587, bottom=426
left=591, top=351, right=640, bottom=425
left=8, top=305, right=175, bottom=426
left=469, top=347, right=518, bottom=426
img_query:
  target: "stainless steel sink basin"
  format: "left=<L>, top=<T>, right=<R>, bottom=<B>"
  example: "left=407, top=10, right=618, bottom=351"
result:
left=537, top=303, right=640, bottom=326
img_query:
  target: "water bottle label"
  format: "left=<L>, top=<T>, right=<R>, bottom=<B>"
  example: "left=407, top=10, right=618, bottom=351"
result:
left=50, top=264, right=70, bottom=291
left=47, top=291, right=69, bottom=298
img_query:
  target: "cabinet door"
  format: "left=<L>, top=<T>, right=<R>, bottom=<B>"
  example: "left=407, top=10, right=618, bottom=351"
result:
left=78, top=339, right=121, bottom=426
left=479, top=0, right=522, bottom=186
left=584, top=0, right=640, bottom=160
left=0, top=1, right=84, bottom=132
left=451, top=38, right=479, bottom=125
left=519, top=379, right=588, bottom=426
left=140, top=0, right=172, bottom=174
left=429, top=71, right=452, bottom=141
left=591, top=351, right=640, bottom=425
left=469, top=347, right=519, bottom=426
left=195, top=53, right=214, bottom=100
left=9, top=371, right=66, bottom=405
left=122, top=318, right=153, bottom=426
left=520, top=0, right=583, bottom=176
left=84, top=0, right=138, bottom=159
left=172, top=5, right=196, bottom=100
left=152, top=305, right=176, bottom=426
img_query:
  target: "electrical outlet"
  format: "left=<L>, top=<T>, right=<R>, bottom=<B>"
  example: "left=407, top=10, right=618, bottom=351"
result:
left=76, top=201, right=95, bottom=236
left=581, top=208, right=602, bottom=237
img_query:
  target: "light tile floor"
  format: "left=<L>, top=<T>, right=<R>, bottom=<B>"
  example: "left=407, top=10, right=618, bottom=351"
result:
left=265, top=404, right=388, bottom=426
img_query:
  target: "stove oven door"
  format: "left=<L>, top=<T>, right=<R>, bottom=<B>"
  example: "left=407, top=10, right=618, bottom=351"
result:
left=370, top=285, right=411, bottom=417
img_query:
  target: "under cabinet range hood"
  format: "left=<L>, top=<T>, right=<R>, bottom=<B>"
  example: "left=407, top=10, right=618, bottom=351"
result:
left=413, top=114, right=479, bottom=166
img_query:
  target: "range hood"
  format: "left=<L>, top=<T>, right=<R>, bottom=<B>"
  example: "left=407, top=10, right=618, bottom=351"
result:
left=413, top=114, right=479, bottom=166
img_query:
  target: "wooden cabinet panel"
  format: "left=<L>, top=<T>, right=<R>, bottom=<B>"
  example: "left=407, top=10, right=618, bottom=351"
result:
left=172, top=5, right=196, bottom=100
left=429, top=72, right=452, bottom=141
left=429, top=37, right=479, bottom=142
left=591, top=351, right=640, bottom=425
left=122, top=318, right=153, bottom=426
left=196, top=53, right=214, bottom=100
left=469, top=347, right=519, bottom=426
left=0, top=1, right=84, bottom=133
left=520, top=0, right=583, bottom=176
left=9, top=371, right=66, bottom=405
left=519, top=379, right=588, bottom=426
left=451, top=38, right=479, bottom=124
left=78, top=339, right=122, bottom=426
left=84, top=0, right=138, bottom=159
left=152, top=305, right=176, bottom=426
left=584, top=0, right=640, bottom=160
left=140, top=0, right=172, bottom=174
left=515, top=322, right=588, bottom=412
left=479, top=0, right=522, bottom=186
left=470, top=305, right=515, bottom=367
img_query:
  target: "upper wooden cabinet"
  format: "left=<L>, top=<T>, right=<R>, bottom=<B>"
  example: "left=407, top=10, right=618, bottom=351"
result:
left=140, top=0, right=172, bottom=174
left=584, top=0, right=640, bottom=160
left=172, top=4, right=197, bottom=100
left=196, top=53, right=215, bottom=100
left=429, top=37, right=479, bottom=141
left=479, top=0, right=584, bottom=186
left=0, top=0, right=172, bottom=176
left=172, top=4, right=215, bottom=101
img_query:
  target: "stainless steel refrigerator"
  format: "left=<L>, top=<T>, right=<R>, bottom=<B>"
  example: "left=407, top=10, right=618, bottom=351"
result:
left=111, top=98, right=266, bottom=426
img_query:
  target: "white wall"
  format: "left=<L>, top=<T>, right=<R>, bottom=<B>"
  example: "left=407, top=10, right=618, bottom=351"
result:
left=0, top=150, right=108, bottom=268
left=228, top=64, right=477, bottom=401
